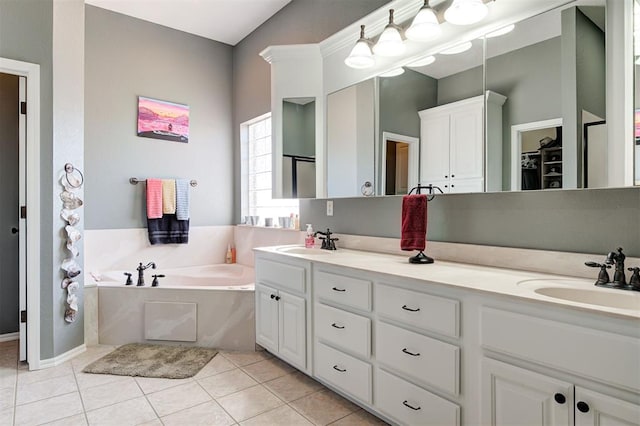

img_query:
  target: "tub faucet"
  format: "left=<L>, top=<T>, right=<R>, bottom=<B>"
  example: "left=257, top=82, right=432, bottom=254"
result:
left=137, top=262, right=156, bottom=286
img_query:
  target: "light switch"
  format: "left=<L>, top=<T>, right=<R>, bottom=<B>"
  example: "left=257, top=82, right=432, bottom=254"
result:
left=326, top=200, right=333, bottom=216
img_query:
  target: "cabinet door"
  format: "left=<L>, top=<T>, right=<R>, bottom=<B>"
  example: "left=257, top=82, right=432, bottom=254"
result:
left=420, top=114, right=450, bottom=183
left=449, top=104, right=483, bottom=181
left=483, top=358, right=573, bottom=426
left=255, top=284, right=279, bottom=353
left=278, top=291, right=306, bottom=370
left=448, top=178, right=483, bottom=194
left=575, top=388, right=640, bottom=426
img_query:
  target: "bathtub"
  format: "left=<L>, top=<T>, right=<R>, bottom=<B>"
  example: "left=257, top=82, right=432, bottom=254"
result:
left=96, top=264, right=256, bottom=350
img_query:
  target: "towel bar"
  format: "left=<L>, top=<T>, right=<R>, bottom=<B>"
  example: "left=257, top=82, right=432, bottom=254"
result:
left=129, top=177, right=197, bottom=187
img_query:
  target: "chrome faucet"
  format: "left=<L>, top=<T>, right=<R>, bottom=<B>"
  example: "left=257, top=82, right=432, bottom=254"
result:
left=314, top=228, right=338, bottom=250
left=136, top=262, right=156, bottom=286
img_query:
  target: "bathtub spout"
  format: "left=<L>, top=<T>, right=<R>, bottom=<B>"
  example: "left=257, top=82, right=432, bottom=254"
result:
left=137, top=262, right=156, bottom=286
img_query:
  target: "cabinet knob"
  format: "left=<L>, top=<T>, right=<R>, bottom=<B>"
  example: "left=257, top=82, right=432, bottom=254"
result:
left=275, top=295, right=281, bottom=301
left=444, top=185, right=449, bottom=188
left=451, top=174, right=455, bottom=178
left=554, top=393, right=566, bottom=404
left=445, top=175, right=448, bottom=178
left=270, top=294, right=276, bottom=299
left=576, top=401, right=590, bottom=413
left=451, top=185, right=455, bottom=188
left=11, top=227, right=18, bottom=234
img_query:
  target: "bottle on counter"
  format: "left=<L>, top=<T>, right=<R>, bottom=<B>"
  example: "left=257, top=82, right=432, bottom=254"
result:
left=225, top=244, right=233, bottom=264
left=305, top=224, right=315, bottom=248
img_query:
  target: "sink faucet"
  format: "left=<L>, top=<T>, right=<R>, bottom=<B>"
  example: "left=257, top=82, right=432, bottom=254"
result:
left=137, top=262, right=156, bottom=286
left=605, top=247, right=626, bottom=287
left=314, top=228, right=338, bottom=250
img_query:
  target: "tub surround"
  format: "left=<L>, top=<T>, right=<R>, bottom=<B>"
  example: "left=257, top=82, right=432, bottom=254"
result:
left=253, top=245, right=640, bottom=425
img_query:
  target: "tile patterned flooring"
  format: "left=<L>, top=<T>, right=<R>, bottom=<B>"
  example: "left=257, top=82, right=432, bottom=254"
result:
left=0, top=341, right=388, bottom=426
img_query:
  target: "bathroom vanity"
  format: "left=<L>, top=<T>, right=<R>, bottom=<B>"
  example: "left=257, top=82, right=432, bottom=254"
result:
left=254, top=246, right=640, bottom=426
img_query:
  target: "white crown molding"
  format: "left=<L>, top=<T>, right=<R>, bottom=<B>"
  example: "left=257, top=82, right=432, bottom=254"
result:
left=260, top=44, right=322, bottom=63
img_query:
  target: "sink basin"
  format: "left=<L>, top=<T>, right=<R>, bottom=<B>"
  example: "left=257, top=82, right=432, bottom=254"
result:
left=534, top=287, right=640, bottom=310
left=276, top=246, right=333, bottom=255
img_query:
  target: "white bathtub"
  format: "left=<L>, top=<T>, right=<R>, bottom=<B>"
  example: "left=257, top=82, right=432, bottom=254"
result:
left=96, top=264, right=256, bottom=350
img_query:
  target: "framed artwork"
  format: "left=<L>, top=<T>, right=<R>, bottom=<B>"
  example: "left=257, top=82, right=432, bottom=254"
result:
left=137, top=96, right=189, bottom=143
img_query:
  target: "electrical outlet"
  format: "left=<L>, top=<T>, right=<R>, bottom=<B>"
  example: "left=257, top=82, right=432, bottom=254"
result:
left=326, top=200, right=334, bottom=216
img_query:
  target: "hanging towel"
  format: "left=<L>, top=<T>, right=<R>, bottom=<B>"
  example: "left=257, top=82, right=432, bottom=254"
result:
left=175, top=179, right=190, bottom=220
left=162, top=179, right=176, bottom=214
left=147, top=214, right=189, bottom=245
left=401, top=194, right=427, bottom=251
left=146, top=179, right=163, bottom=219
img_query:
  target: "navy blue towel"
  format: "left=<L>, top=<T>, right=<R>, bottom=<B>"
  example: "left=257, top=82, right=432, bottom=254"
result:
left=147, top=214, right=189, bottom=245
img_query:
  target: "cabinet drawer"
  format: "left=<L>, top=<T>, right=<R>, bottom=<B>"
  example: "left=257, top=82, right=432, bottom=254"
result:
left=315, top=303, right=370, bottom=358
left=256, top=258, right=306, bottom=294
left=375, top=368, right=460, bottom=426
left=315, top=342, right=372, bottom=404
left=315, top=269, right=372, bottom=311
left=376, top=284, right=459, bottom=338
left=481, top=307, right=640, bottom=393
left=376, top=321, right=459, bottom=395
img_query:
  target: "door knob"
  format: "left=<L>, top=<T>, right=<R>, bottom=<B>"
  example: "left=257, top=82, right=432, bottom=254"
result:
left=11, top=227, right=18, bottom=234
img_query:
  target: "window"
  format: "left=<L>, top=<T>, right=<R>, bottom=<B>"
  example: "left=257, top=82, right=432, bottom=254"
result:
left=241, top=113, right=298, bottom=225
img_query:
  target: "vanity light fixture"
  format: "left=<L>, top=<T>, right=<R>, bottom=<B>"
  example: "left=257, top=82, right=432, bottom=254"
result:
left=444, top=0, right=489, bottom=26
left=373, top=9, right=406, bottom=57
left=379, top=67, right=405, bottom=77
left=406, top=0, right=441, bottom=42
left=407, top=55, right=436, bottom=67
left=440, top=41, right=473, bottom=55
left=485, top=24, right=515, bottom=38
left=344, top=25, right=375, bottom=69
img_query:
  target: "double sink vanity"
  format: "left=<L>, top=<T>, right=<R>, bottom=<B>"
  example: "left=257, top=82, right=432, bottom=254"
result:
left=254, top=245, right=640, bottom=426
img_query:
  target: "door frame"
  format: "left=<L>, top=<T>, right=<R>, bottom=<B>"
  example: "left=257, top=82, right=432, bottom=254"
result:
left=510, top=118, right=563, bottom=191
left=380, top=132, right=419, bottom=195
left=0, top=57, right=41, bottom=369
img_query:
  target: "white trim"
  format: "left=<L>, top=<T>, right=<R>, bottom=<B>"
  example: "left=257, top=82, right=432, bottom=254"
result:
left=510, top=118, right=563, bottom=191
left=380, top=132, right=419, bottom=195
left=38, top=344, right=86, bottom=370
left=0, top=57, right=41, bottom=371
left=18, top=76, right=27, bottom=361
left=0, top=332, right=20, bottom=342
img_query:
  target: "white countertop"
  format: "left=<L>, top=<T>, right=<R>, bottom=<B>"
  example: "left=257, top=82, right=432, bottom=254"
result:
left=255, top=245, right=640, bottom=320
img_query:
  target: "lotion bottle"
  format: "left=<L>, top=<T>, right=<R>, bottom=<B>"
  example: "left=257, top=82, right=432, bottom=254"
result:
left=225, top=244, right=233, bottom=264
left=305, top=224, right=315, bottom=248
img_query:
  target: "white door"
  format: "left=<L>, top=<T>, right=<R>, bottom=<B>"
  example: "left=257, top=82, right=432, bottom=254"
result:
left=574, top=388, right=640, bottom=426
left=420, top=114, right=450, bottom=184
left=255, top=284, right=278, bottom=353
left=395, top=143, right=409, bottom=194
left=449, top=104, right=483, bottom=181
left=278, top=291, right=306, bottom=370
left=483, top=358, right=573, bottom=426
left=18, top=76, right=26, bottom=361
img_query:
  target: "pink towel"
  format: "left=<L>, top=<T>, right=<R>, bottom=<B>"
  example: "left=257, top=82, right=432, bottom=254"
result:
left=146, top=179, right=163, bottom=219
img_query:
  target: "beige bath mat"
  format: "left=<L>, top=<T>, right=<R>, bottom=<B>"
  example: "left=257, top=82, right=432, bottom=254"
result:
left=83, top=343, right=218, bottom=379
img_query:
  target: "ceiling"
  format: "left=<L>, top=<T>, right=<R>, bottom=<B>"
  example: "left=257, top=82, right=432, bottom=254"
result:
left=84, top=0, right=292, bottom=46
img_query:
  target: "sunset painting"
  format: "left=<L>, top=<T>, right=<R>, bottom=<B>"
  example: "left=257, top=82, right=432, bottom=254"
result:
left=137, top=96, right=189, bottom=143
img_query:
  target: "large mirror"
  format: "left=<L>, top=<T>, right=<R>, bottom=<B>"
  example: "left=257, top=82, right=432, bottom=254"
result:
left=282, top=97, right=316, bottom=198
left=635, top=0, right=640, bottom=185
left=324, top=0, right=638, bottom=198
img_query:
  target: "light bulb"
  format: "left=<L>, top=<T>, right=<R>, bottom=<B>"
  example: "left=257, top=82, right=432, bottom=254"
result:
left=373, top=9, right=406, bottom=57
left=406, top=0, right=441, bottom=42
left=379, top=68, right=405, bottom=77
left=444, top=0, right=488, bottom=26
left=344, top=25, right=375, bottom=69
left=440, top=41, right=473, bottom=55
left=407, top=56, right=436, bottom=67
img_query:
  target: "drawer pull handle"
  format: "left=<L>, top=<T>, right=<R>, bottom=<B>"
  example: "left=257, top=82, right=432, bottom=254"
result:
left=331, top=323, right=345, bottom=329
left=402, top=348, right=420, bottom=357
left=402, top=401, right=421, bottom=411
left=333, top=365, right=346, bottom=373
left=332, top=287, right=346, bottom=292
left=402, top=305, right=420, bottom=312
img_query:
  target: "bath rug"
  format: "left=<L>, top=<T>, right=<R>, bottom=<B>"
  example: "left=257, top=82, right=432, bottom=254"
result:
left=82, top=343, right=218, bottom=379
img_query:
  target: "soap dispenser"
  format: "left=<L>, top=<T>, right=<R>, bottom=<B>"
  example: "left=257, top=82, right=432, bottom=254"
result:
left=305, top=224, right=315, bottom=248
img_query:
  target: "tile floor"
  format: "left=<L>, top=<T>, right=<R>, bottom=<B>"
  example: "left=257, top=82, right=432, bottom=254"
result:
left=0, top=341, right=388, bottom=426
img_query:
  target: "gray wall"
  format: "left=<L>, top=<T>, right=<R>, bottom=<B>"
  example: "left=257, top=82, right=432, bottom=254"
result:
left=0, top=73, right=19, bottom=335
left=85, top=6, right=234, bottom=229
left=0, top=0, right=57, bottom=359
left=301, top=187, right=640, bottom=257
left=283, top=100, right=315, bottom=157
left=232, top=0, right=389, bottom=220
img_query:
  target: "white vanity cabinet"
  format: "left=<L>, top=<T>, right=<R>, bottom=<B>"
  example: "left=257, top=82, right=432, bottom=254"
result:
left=419, top=91, right=506, bottom=193
left=255, top=255, right=310, bottom=372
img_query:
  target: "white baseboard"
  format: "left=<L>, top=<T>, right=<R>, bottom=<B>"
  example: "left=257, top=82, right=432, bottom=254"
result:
left=0, top=332, right=19, bottom=342
left=37, top=344, right=86, bottom=370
